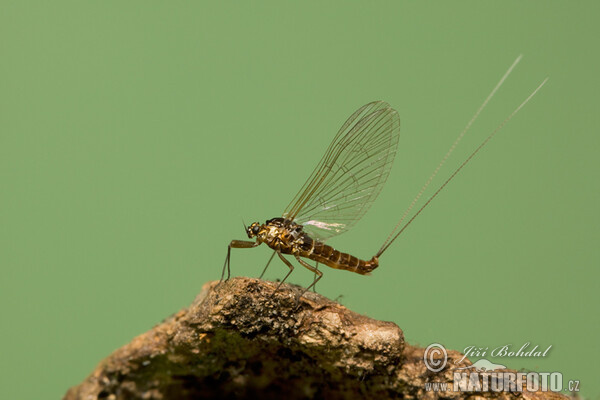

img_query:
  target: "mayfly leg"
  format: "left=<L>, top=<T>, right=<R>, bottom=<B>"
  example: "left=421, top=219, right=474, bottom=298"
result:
left=259, top=250, right=277, bottom=279
left=295, top=255, right=323, bottom=299
left=264, top=251, right=320, bottom=298
left=220, top=240, right=260, bottom=283
left=312, top=262, right=320, bottom=292
left=272, top=252, right=294, bottom=294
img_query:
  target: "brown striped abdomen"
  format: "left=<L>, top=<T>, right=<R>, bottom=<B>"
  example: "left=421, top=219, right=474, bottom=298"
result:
left=306, top=242, right=379, bottom=275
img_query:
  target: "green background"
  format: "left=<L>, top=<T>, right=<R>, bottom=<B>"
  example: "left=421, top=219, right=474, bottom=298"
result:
left=2, top=2, right=598, bottom=398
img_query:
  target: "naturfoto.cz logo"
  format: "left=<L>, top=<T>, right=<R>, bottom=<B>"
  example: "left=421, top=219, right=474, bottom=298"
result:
left=422, top=343, right=580, bottom=394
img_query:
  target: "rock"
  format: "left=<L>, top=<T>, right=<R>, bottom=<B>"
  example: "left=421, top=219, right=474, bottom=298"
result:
left=64, top=277, right=572, bottom=400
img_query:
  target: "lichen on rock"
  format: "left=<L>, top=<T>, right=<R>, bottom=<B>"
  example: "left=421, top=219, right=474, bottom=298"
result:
left=64, top=277, right=571, bottom=400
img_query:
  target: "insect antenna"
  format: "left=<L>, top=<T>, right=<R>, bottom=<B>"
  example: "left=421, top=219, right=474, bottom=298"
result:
left=376, top=60, right=548, bottom=258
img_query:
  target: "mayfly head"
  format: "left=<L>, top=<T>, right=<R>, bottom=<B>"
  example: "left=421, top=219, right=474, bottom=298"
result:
left=246, top=222, right=261, bottom=238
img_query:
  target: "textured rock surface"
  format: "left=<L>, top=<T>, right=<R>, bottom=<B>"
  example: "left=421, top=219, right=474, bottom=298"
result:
left=64, top=278, right=571, bottom=400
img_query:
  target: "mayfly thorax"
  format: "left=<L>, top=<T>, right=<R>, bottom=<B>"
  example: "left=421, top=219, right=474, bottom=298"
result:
left=220, top=55, right=547, bottom=296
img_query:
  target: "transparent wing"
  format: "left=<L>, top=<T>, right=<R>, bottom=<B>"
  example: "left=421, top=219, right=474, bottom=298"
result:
left=283, top=101, right=400, bottom=241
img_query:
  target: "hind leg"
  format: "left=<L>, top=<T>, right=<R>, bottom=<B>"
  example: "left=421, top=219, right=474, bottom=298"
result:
left=295, top=255, right=323, bottom=298
left=312, top=262, right=320, bottom=292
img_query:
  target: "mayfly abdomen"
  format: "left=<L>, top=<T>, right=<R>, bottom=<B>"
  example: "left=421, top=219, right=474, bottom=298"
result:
left=307, top=240, right=378, bottom=275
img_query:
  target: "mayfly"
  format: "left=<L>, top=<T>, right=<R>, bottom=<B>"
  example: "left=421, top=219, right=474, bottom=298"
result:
left=220, top=56, right=547, bottom=296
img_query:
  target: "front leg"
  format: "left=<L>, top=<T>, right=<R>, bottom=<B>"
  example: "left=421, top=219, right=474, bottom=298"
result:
left=220, top=240, right=261, bottom=282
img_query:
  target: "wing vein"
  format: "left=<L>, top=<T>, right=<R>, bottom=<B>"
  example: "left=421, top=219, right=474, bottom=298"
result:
left=282, top=101, right=401, bottom=241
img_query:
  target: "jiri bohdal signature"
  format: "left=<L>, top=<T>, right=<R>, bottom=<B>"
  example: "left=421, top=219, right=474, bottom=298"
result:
left=455, top=342, right=552, bottom=365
